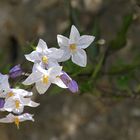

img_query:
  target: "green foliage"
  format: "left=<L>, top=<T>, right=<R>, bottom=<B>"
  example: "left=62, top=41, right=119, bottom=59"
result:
left=109, top=13, right=133, bottom=52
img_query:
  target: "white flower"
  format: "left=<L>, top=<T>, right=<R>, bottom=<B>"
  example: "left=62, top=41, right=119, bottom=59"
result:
left=23, top=64, right=66, bottom=94
left=25, top=39, right=64, bottom=69
left=0, top=113, right=34, bottom=128
left=57, top=25, right=95, bottom=67
left=3, top=95, right=39, bottom=114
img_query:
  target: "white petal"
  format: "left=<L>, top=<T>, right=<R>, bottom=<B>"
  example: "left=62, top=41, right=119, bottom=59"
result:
left=52, top=77, right=67, bottom=88
left=34, top=63, right=47, bottom=74
left=35, top=81, right=51, bottom=94
left=78, top=35, right=95, bottom=49
left=28, top=101, right=40, bottom=107
left=48, top=48, right=64, bottom=59
left=0, top=113, right=14, bottom=123
left=25, top=51, right=41, bottom=63
left=48, top=66, right=62, bottom=79
left=20, top=97, right=30, bottom=104
left=69, top=25, right=80, bottom=44
left=72, top=49, right=87, bottom=67
left=57, top=35, right=69, bottom=47
left=20, top=97, right=39, bottom=107
left=36, top=39, right=48, bottom=52
left=4, top=97, right=16, bottom=110
left=22, top=71, right=42, bottom=85
left=11, top=89, right=33, bottom=97
left=47, top=60, right=60, bottom=68
left=0, top=74, right=10, bottom=91
left=19, top=113, right=34, bottom=122
left=58, top=48, right=71, bottom=62
left=13, top=106, right=24, bottom=114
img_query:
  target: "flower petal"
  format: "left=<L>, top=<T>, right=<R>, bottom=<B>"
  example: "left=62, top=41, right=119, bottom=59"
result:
left=11, top=89, right=33, bottom=97
left=36, top=39, right=48, bottom=52
left=25, top=51, right=41, bottom=63
left=48, top=48, right=64, bottom=59
left=58, top=48, right=71, bottom=62
left=57, top=35, right=69, bottom=48
left=69, top=25, right=80, bottom=44
left=22, top=71, right=42, bottom=85
left=0, top=113, right=14, bottom=123
left=52, top=77, right=67, bottom=88
left=78, top=35, right=95, bottom=49
left=13, top=106, right=24, bottom=114
left=0, top=74, right=10, bottom=91
left=28, top=101, right=40, bottom=107
left=35, top=81, right=51, bottom=94
left=19, top=113, right=34, bottom=122
left=47, top=59, right=60, bottom=68
left=48, top=66, right=62, bottom=79
left=4, top=98, right=15, bottom=112
left=72, top=49, right=87, bottom=67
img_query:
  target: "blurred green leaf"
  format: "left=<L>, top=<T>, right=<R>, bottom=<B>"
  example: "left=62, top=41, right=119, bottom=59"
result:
left=87, top=19, right=101, bottom=59
left=109, top=13, right=133, bottom=52
left=116, top=75, right=129, bottom=90
left=108, top=63, right=140, bottom=75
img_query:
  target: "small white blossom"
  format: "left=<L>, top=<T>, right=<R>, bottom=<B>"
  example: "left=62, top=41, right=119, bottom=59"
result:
left=25, top=39, right=64, bottom=69
left=57, top=25, right=95, bottom=67
left=0, top=113, right=34, bottom=128
left=3, top=95, right=39, bottom=114
left=23, top=64, right=66, bottom=94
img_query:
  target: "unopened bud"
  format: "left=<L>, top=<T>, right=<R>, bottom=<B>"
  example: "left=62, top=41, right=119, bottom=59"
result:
left=9, top=64, right=22, bottom=79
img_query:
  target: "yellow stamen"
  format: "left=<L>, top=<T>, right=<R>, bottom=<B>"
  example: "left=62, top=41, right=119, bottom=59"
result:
left=69, top=44, right=77, bottom=52
left=7, top=92, right=14, bottom=98
left=56, top=76, right=60, bottom=78
left=42, top=75, right=49, bottom=84
left=14, top=117, right=20, bottom=129
left=15, top=100, right=20, bottom=108
left=42, top=56, right=48, bottom=64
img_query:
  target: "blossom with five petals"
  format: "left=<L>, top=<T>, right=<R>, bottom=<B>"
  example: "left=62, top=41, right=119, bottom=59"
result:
left=25, top=39, right=64, bottom=69
left=0, top=113, right=34, bottom=128
left=3, top=95, right=39, bottom=114
left=57, top=25, right=95, bottom=67
left=23, top=64, right=66, bottom=94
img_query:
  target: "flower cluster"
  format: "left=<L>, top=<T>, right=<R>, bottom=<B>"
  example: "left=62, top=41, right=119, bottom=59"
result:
left=0, top=74, right=38, bottom=128
left=0, top=25, right=95, bottom=128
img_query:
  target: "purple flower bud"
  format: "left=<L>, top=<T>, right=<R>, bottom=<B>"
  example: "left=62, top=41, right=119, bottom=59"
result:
left=9, top=64, right=22, bottom=79
left=60, top=72, right=78, bottom=93
left=0, top=98, right=5, bottom=108
left=60, top=72, right=71, bottom=85
left=67, top=80, right=78, bottom=93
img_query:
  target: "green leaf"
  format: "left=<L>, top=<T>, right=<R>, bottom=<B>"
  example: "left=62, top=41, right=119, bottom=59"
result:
left=109, top=13, right=133, bottom=52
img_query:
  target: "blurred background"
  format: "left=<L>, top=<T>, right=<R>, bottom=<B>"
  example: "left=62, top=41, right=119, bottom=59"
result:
left=0, top=0, right=140, bottom=139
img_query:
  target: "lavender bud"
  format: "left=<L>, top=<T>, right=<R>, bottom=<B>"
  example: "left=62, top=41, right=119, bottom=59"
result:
left=9, top=64, right=22, bottom=79
left=0, top=98, right=5, bottom=108
left=60, top=72, right=78, bottom=93
left=67, top=80, right=78, bottom=93
left=60, top=72, right=71, bottom=86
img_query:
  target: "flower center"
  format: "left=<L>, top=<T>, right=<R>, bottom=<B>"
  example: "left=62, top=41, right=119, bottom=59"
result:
left=56, top=76, right=60, bottom=78
left=42, top=56, right=48, bottom=64
left=14, top=117, right=20, bottom=129
left=15, top=100, right=20, bottom=108
left=69, top=44, right=77, bottom=52
left=43, top=75, right=49, bottom=84
left=7, top=92, right=14, bottom=98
